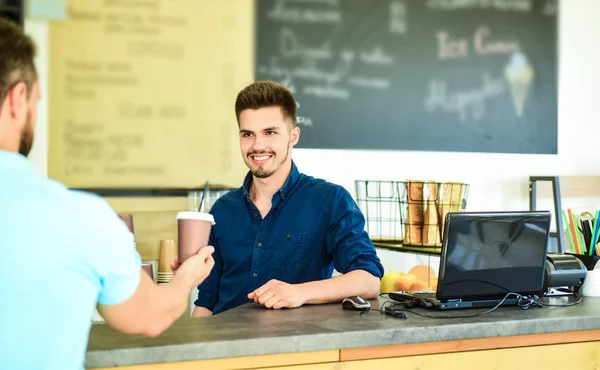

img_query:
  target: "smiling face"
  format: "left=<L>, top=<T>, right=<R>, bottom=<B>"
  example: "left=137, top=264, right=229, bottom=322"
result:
left=239, top=106, right=300, bottom=179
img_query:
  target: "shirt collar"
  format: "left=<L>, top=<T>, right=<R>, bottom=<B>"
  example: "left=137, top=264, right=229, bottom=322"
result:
left=0, top=150, right=33, bottom=172
left=242, top=160, right=300, bottom=202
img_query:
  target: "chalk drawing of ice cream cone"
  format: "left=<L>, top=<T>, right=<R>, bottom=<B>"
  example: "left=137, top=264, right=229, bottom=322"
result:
left=504, top=53, right=534, bottom=117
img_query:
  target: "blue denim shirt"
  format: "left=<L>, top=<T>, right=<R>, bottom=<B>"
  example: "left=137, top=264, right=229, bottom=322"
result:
left=195, top=162, right=384, bottom=314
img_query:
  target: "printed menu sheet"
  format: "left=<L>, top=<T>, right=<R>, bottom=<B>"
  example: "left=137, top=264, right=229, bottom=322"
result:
left=49, top=0, right=253, bottom=188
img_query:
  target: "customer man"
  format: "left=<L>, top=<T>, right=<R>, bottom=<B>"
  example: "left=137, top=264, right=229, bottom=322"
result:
left=192, top=81, right=384, bottom=316
left=0, top=19, right=215, bottom=370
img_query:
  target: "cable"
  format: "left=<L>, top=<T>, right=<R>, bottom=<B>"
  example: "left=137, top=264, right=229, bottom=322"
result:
left=539, top=291, right=582, bottom=307
left=380, top=292, right=541, bottom=319
left=381, top=304, right=407, bottom=319
left=380, top=274, right=583, bottom=318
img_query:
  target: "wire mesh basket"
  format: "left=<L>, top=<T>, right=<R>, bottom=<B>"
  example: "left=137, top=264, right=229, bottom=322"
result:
left=355, top=180, right=469, bottom=248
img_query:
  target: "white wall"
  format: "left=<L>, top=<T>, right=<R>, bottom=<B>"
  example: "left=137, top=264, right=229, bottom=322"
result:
left=24, top=1, right=600, bottom=275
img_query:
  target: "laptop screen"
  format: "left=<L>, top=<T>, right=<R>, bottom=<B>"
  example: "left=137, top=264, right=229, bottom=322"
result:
left=438, top=212, right=551, bottom=301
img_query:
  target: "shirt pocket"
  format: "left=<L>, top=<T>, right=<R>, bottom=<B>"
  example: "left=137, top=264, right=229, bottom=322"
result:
left=271, top=232, right=308, bottom=273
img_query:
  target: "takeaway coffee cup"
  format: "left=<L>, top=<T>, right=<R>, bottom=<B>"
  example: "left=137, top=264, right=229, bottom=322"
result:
left=177, top=211, right=215, bottom=263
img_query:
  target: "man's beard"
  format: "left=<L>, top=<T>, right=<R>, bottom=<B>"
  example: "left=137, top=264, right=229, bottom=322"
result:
left=18, top=111, right=34, bottom=157
left=249, top=142, right=291, bottom=179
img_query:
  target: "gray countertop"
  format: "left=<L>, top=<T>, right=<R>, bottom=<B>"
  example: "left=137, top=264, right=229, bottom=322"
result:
left=86, top=296, right=600, bottom=368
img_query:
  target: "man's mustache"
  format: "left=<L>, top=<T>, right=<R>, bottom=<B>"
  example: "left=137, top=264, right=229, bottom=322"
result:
left=247, top=151, right=275, bottom=157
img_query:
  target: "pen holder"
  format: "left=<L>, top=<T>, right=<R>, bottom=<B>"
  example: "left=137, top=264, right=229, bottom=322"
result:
left=567, top=253, right=600, bottom=271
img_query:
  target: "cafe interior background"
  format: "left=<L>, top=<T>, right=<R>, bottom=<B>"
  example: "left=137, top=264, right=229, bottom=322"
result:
left=12, top=0, right=600, bottom=317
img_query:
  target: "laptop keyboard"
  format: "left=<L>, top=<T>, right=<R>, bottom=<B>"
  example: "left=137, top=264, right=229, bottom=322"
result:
left=412, top=292, right=437, bottom=300
left=389, top=291, right=438, bottom=302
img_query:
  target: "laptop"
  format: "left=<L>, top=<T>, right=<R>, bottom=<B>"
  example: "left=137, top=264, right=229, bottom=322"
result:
left=389, top=211, right=551, bottom=310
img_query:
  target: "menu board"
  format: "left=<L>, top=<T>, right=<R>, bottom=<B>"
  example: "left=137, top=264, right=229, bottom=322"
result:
left=48, top=0, right=253, bottom=188
left=255, top=0, right=558, bottom=154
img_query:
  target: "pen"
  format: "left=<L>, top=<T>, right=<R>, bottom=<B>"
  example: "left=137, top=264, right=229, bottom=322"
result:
left=591, top=210, right=600, bottom=256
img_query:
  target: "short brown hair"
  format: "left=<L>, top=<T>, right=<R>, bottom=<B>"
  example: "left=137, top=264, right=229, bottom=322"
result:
left=235, top=81, right=296, bottom=126
left=0, top=18, right=37, bottom=101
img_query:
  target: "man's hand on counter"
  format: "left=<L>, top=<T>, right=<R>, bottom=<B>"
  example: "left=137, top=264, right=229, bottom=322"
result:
left=248, top=271, right=380, bottom=310
left=248, top=280, right=307, bottom=309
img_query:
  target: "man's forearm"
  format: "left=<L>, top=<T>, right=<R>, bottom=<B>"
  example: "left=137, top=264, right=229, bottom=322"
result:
left=101, top=271, right=193, bottom=337
left=139, top=273, right=194, bottom=335
left=299, top=270, right=380, bottom=305
left=191, top=306, right=213, bottom=318
left=155, top=275, right=194, bottom=320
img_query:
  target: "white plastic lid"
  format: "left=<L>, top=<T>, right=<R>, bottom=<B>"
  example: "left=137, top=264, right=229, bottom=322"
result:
left=176, top=211, right=215, bottom=224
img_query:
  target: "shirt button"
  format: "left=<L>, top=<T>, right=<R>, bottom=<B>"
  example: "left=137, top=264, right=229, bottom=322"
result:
left=254, top=214, right=258, bottom=219
left=286, top=234, right=291, bottom=239
left=252, top=273, right=257, bottom=277
left=257, top=242, right=262, bottom=247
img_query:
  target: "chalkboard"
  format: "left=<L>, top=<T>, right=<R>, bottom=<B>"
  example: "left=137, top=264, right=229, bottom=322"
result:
left=255, top=0, right=558, bottom=154
left=0, top=0, right=24, bottom=27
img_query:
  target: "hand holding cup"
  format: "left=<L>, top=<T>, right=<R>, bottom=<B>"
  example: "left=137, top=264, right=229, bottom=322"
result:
left=171, top=246, right=215, bottom=287
left=177, top=211, right=215, bottom=263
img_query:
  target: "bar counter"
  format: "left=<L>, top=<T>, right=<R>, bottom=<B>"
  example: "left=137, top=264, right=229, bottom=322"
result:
left=87, top=296, right=600, bottom=369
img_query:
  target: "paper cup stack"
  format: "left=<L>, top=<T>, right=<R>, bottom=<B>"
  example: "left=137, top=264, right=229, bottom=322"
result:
left=157, top=239, right=176, bottom=284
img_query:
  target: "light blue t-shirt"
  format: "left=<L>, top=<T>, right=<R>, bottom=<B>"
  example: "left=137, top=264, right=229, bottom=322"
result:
left=0, top=150, right=141, bottom=370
